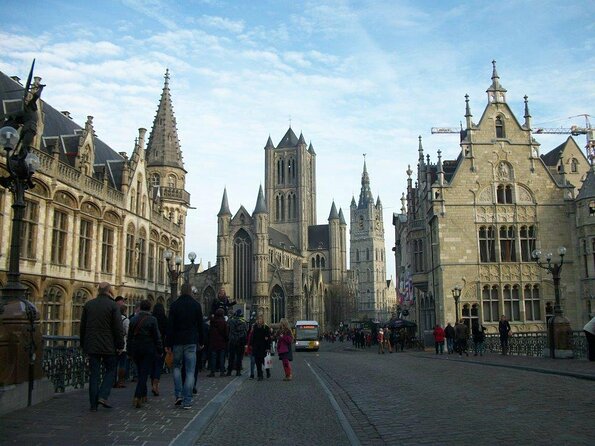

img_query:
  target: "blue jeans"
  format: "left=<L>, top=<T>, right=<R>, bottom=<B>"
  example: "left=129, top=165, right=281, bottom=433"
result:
left=446, top=338, right=454, bottom=353
left=88, top=354, right=117, bottom=408
left=173, top=344, right=197, bottom=406
left=210, top=349, right=225, bottom=373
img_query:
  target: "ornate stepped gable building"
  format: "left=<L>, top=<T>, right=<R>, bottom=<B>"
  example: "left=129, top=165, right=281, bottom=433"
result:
left=350, top=161, right=394, bottom=320
left=0, top=69, right=190, bottom=336
left=393, top=62, right=594, bottom=335
left=193, top=128, right=349, bottom=327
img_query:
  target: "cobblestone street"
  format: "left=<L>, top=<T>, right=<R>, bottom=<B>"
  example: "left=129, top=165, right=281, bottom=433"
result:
left=1, top=343, right=594, bottom=446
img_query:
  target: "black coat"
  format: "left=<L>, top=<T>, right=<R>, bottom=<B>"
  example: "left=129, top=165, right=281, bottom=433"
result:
left=250, top=324, right=271, bottom=358
left=167, top=294, right=204, bottom=347
left=127, top=311, right=163, bottom=355
left=80, top=294, right=124, bottom=355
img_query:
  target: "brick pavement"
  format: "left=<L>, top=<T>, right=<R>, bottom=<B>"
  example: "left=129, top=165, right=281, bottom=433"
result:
left=0, top=370, right=234, bottom=446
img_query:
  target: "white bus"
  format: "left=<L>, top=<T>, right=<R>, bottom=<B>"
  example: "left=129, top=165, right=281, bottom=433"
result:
left=294, top=320, right=320, bottom=351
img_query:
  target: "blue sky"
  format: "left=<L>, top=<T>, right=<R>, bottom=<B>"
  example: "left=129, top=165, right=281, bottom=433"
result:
left=3, top=0, right=594, bottom=278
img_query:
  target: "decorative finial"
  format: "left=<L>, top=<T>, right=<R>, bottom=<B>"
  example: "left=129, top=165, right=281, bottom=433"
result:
left=289, top=115, right=292, bottom=128
left=164, top=68, right=170, bottom=84
left=406, top=164, right=412, bottom=178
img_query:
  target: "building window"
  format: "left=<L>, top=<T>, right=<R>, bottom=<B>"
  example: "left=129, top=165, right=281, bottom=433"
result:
left=590, top=201, right=595, bottom=216
left=270, top=285, right=285, bottom=324
left=101, top=226, right=114, bottom=273
left=571, top=158, right=578, bottom=173
left=136, top=180, right=141, bottom=214
left=496, top=184, right=513, bottom=204
left=158, top=247, right=165, bottom=284
left=583, top=239, right=589, bottom=278
left=20, top=199, right=38, bottom=259
left=482, top=285, right=500, bottom=322
left=233, top=229, right=252, bottom=302
left=495, top=116, right=505, bottom=138
left=148, top=242, right=155, bottom=282
left=356, top=250, right=360, bottom=262
left=42, top=286, right=63, bottom=336
left=413, top=239, right=424, bottom=272
left=137, top=232, right=146, bottom=279
left=592, top=239, right=595, bottom=275
left=499, top=226, right=517, bottom=262
left=125, top=231, right=135, bottom=276
left=524, top=284, right=541, bottom=321
left=168, top=175, right=176, bottom=188
left=479, top=226, right=496, bottom=262
left=366, top=248, right=370, bottom=261
left=51, top=210, right=68, bottom=265
left=78, top=219, right=93, bottom=270
left=503, top=284, right=521, bottom=321
left=151, top=173, right=160, bottom=186
left=520, top=225, right=536, bottom=262
left=461, top=303, right=479, bottom=330
left=72, top=289, right=90, bottom=335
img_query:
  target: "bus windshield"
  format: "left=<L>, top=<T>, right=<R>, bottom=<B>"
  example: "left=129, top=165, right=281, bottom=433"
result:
left=296, top=326, right=319, bottom=341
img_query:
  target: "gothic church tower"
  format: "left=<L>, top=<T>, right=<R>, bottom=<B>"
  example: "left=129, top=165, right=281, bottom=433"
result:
left=350, top=160, right=387, bottom=319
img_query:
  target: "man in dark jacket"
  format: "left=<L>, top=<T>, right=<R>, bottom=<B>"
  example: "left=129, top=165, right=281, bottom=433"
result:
left=80, top=282, right=124, bottom=411
left=210, top=286, right=237, bottom=317
left=166, top=283, right=204, bottom=409
left=444, top=322, right=455, bottom=354
left=454, top=319, right=469, bottom=356
left=226, top=309, right=248, bottom=376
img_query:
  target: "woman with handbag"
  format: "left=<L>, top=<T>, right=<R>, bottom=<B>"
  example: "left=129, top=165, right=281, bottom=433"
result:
left=250, top=315, right=271, bottom=381
left=127, top=300, right=163, bottom=408
left=150, top=303, right=168, bottom=396
left=277, top=318, right=293, bottom=381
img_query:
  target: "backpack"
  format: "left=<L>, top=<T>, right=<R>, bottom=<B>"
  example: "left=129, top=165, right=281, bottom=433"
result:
left=229, top=318, right=248, bottom=345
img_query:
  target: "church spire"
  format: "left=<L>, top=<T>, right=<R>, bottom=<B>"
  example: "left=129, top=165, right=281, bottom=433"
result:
left=486, top=60, right=507, bottom=104
left=254, top=184, right=267, bottom=214
left=218, top=188, right=231, bottom=217
left=146, top=69, right=184, bottom=169
left=523, top=95, right=532, bottom=129
left=358, top=156, right=375, bottom=208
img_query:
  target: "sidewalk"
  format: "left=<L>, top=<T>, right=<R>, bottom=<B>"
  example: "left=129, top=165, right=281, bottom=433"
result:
left=0, top=370, right=235, bottom=446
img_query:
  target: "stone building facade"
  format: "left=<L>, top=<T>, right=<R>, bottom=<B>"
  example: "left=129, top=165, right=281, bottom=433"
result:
left=191, top=128, right=350, bottom=328
left=393, top=62, right=594, bottom=335
left=0, top=69, right=190, bottom=336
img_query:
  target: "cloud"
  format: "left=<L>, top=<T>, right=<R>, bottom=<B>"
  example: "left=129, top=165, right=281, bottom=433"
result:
left=199, top=15, right=245, bottom=33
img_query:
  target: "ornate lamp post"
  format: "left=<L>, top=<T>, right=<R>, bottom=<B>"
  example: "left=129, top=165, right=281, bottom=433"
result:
left=163, top=250, right=196, bottom=299
left=532, top=247, right=573, bottom=358
left=451, top=285, right=462, bottom=322
left=0, top=60, right=44, bottom=407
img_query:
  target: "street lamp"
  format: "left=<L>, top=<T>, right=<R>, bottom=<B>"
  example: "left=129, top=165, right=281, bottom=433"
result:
left=451, top=285, right=462, bottom=322
left=532, top=247, right=573, bottom=358
left=163, top=250, right=196, bottom=299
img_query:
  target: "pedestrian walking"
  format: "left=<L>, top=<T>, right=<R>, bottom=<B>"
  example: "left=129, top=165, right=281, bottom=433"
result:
left=166, top=283, right=205, bottom=409
left=246, top=324, right=256, bottom=379
left=128, top=300, right=163, bottom=408
left=472, top=324, right=486, bottom=356
left=114, top=296, right=129, bottom=388
left=250, top=315, right=271, bottom=381
left=444, top=322, right=455, bottom=354
left=583, top=315, right=595, bottom=361
left=79, top=282, right=124, bottom=411
left=277, top=318, right=293, bottom=381
left=207, top=308, right=228, bottom=377
left=150, top=302, right=168, bottom=396
left=227, top=309, right=248, bottom=376
left=498, top=315, right=511, bottom=355
left=433, top=324, right=445, bottom=355
left=454, top=319, right=469, bottom=356
left=377, top=329, right=385, bottom=354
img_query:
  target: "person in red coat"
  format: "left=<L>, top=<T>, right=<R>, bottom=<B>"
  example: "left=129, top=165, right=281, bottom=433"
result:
left=207, top=309, right=228, bottom=377
left=433, top=324, right=445, bottom=355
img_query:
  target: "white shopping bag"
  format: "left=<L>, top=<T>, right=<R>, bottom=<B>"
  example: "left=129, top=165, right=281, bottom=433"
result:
left=264, top=353, right=273, bottom=369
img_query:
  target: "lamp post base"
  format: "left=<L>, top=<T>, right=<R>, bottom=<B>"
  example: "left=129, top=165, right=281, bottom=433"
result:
left=549, top=314, right=574, bottom=359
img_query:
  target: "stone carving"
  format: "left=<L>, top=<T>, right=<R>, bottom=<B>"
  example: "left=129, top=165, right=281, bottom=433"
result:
left=478, top=187, right=492, bottom=204
left=517, top=185, right=533, bottom=204
left=498, top=162, right=510, bottom=180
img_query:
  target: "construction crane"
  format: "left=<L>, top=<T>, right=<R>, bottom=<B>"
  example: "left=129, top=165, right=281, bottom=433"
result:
left=431, top=114, right=595, bottom=161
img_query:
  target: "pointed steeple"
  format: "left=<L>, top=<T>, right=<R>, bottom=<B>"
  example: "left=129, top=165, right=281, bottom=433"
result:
left=277, top=127, right=299, bottom=148
left=350, top=195, right=356, bottom=208
left=358, top=157, right=375, bottom=208
left=265, top=135, right=274, bottom=149
left=523, top=95, right=532, bottom=129
left=376, top=195, right=382, bottom=207
left=486, top=60, right=507, bottom=103
left=418, top=136, right=424, bottom=164
left=328, top=201, right=339, bottom=220
left=338, top=208, right=346, bottom=225
left=465, top=94, right=473, bottom=129
left=298, top=132, right=306, bottom=145
left=218, top=188, right=231, bottom=217
left=146, top=69, right=184, bottom=169
left=254, top=185, right=267, bottom=214
left=308, top=141, right=316, bottom=155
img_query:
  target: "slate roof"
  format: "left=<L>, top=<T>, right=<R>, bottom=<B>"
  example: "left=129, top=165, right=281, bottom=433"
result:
left=277, top=127, right=299, bottom=148
left=541, top=140, right=567, bottom=166
left=308, top=224, right=329, bottom=250
left=0, top=71, right=125, bottom=188
left=268, top=227, right=297, bottom=252
left=577, top=168, right=595, bottom=200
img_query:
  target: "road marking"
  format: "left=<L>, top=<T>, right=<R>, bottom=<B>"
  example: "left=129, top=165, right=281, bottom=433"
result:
left=306, top=360, right=361, bottom=446
left=170, top=374, right=247, bottom=446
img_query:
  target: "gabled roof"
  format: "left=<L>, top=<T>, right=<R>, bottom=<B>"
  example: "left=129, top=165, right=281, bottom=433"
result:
left=308, top=224, right=329, bottom=250
left=268, top=227, right=297, bottom=252
left=277, top=127, right=299, bottom=148
left=541, top=140, right=566, bottom=166
left=577, top=168, right=595, bottom=200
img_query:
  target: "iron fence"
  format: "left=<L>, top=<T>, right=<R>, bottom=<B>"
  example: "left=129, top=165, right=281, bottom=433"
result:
left=42, top=336, right=88, bottom=392
left=480, top=331, right=587, bottom=359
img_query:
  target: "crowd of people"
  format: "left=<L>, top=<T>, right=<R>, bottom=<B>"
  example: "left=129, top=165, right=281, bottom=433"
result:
left=79, top=282, right=294, bottom=412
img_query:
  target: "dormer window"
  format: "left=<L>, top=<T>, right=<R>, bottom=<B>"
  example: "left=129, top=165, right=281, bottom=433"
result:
left=495, top=116, right=505, bottom=138
left=497, top=184, right=513, bottom=204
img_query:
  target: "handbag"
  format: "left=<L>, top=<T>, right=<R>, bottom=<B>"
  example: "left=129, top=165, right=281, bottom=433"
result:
left=164, top=350, right=173, bottom=368
left=264, top=352, right=273, bottom=369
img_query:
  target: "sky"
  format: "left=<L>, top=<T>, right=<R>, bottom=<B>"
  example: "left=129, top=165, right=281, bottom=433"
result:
left=2, top=0, right=594, bottom=279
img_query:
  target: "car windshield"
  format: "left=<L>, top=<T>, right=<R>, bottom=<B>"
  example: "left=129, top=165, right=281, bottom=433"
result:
left=296, top=327, right=318, bottom=341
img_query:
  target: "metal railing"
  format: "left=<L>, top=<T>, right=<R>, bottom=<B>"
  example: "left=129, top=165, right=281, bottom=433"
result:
left=480, top=331, right=587, bottom=359
left=42, top=336, right=88, bottom=393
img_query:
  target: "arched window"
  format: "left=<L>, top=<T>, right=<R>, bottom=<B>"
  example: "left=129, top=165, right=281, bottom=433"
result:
left=234, top=229, right=252, bottom=302
left=151, top=173, right=160, bottom=187
left=125, top=224, right=135, bottom=276
left=479, top=226, right=496, bottom=262
left=571, top=158, right=578, bottom=173
left=270, top=285, right=285, bottom=323
left=168, top=174, right=176, bottom=188
left=72, top=288, right=91, bottom=335
left=499, top=226, right=517, bottom=262
left=321, top=256, right=326, bottom=268
left=275, top=195, right=280, bottom=221
left=496, top=184, right=513, bottom=204
left=137, top=229, right=147, bottom=279
left=520, top=225, right=536, bottom=262
left=43, top=286, right=63, bottom=336
left=280, top=195, right=285, bottom=221
left=495, top=116, right=505, bottom=138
